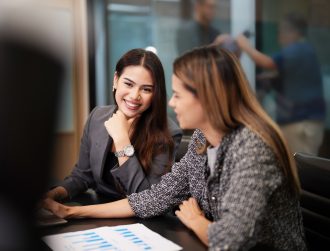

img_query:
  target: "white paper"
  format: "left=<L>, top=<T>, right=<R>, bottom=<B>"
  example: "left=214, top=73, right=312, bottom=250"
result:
left=42, top=223, right=182, bottom=251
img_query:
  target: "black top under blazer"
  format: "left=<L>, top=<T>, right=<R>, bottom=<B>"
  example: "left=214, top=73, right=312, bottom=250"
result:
left=59, top=105, right=182, bottom=200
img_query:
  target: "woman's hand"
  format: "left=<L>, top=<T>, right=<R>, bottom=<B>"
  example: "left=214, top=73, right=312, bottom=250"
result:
left=42, top=198, right=73, bottom=219
left=175, top=197, right=204, bottom=230
left=175, top=197, right=210, bottom=246
left=104, top=110, right=135, bottom=165
left=37, top=186, right=68, bottom=210
left=104, top=110, right=133, bottom=143
left=45, top=186, right=68, bottom=201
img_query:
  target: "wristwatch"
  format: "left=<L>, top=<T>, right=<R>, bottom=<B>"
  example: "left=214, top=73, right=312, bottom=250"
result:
left=114, top=145, right=135, bottom=157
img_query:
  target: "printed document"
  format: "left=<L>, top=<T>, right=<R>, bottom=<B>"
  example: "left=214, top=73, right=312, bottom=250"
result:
left=43, top=223, right=182, bottom=251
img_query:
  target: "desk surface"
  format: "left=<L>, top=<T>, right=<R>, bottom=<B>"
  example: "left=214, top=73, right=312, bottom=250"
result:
left=40, top=190, right=207, bottom=251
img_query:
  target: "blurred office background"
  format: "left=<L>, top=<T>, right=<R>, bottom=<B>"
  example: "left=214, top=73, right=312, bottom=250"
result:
left=10, top=0, right=328, bottom=179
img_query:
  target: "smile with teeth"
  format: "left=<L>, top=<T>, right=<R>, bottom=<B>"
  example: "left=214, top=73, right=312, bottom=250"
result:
left=124, top=99, right=141, bottom=110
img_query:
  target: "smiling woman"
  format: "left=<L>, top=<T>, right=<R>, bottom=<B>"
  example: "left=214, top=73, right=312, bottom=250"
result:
left=43, top=48, right=182, bottom=203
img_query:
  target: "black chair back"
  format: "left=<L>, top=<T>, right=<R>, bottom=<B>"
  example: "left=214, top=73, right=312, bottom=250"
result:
left=175, top=135, right=191, bottom=162
left=294, top=152, right=330, bottom=251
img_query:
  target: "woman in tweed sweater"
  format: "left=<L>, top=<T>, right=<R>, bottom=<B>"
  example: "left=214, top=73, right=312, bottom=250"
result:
left=44, top=46, right=306, bottom=250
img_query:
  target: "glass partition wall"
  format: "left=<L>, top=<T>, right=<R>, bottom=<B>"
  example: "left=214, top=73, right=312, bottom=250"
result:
left=89, top=0, right=330, bottom=157
left=256, top=0, right=330, bottom=157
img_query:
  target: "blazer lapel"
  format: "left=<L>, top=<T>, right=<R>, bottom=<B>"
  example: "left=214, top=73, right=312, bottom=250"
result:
left=94, top=106, right=116, bottom=182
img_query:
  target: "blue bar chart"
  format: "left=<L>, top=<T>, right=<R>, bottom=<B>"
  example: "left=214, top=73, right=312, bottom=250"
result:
left=43, top=224, right=182, bottom=251
left=114, top=227, right=151, bottom=250
left=66, top=231, right=115, bottom=250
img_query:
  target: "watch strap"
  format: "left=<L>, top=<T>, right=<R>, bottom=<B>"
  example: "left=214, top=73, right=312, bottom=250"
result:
left=114, top=150, right=125, bottom=157
left=114, top=144, right=134, bottom=157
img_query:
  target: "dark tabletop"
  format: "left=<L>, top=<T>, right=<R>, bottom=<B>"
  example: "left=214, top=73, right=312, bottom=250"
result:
left=39, top=190, right=207, bottom=251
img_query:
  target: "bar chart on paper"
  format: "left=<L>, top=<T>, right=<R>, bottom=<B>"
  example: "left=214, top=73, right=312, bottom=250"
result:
left=42, top=223, right=182, bottom=251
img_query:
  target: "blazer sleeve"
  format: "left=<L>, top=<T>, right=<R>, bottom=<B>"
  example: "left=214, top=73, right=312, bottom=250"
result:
left=58, top=107, right=98, bottom=199
left=110, top=118, right=183, bottom=194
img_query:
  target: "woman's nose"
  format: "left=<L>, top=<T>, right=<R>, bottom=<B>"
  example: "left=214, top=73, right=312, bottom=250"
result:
left=130, top=88, right=140, bottom=100
left=168, top=96, right=174, bottom=108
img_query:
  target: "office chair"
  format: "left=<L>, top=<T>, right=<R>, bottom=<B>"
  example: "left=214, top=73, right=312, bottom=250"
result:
left=294, top=152, right=330, bottom=251
left=175, top=135, right=191, bottom=162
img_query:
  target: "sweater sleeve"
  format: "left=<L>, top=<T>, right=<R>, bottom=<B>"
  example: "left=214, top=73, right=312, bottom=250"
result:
left=127, top=130, right=203, bottom=218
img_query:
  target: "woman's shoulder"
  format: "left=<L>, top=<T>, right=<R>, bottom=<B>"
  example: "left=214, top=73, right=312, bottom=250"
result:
left=232, top=126, right=272, bottom=150
left=89, top=105, right=116, bottom=121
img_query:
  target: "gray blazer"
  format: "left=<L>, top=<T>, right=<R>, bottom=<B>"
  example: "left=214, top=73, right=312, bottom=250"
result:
left=60, top=105, right=182, bottom=199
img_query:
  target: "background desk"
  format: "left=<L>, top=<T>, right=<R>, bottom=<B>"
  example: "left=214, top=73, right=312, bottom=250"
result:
left=40, top=190, right=207, bottom=251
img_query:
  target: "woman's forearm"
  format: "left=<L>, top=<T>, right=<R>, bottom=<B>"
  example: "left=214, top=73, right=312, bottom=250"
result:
left=68, top=198, right=135, bottom=219
left=191, top=216, right=210, bottom=246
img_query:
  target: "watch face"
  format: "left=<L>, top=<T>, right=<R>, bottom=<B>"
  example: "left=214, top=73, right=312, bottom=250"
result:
left=124, top=145, right=134, bottom=157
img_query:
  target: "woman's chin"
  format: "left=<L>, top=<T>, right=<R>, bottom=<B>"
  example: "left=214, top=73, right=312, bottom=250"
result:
left=178, top=122, right=187, bottom=129
left=120, top=109, right=140, bottom=120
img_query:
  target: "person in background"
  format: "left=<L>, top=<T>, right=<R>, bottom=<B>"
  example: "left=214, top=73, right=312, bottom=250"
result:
left=44, top=48, right=182, bottom=203
left=176, top=0, right=221, bottom=55
left=44, top=46, right=306, bottom=250
left=176, top=0, right=242, bottom=60
left=237, top=12, right=325, bottom=155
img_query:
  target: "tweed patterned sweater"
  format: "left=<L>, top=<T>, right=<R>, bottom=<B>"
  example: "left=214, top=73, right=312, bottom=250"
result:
left=128, top=127, right=306, bottom=251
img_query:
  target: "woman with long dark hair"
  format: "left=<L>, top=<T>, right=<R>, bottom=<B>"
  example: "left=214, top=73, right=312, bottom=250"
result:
left=45, top=48, right=182, bottom=201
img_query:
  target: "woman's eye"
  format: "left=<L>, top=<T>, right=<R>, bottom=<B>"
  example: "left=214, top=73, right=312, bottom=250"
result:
left=142, top=87, right=153, bottom=93
left=124, top=82, right=133, bottom=87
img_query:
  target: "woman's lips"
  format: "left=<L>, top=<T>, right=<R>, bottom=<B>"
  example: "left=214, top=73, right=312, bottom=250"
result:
left=124, top=99, right=141, bottom=110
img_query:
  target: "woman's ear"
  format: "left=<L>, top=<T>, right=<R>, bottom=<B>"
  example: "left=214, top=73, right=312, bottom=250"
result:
left=113, top=72, right=118, bottom=91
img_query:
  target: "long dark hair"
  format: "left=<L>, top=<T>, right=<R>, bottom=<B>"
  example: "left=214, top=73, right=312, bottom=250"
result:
left=173, top=46, right=300, bottom=194
left=114, top=48, right=174, bottom=173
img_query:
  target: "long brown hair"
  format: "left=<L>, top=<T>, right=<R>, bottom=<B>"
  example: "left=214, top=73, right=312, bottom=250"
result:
left=114, top=48, right=174, bottom=173
left=173, top=46, right=300, bottom=194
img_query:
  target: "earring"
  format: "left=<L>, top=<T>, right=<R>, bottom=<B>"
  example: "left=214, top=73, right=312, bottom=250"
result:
left=113, top=72, right=118, bottom=92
